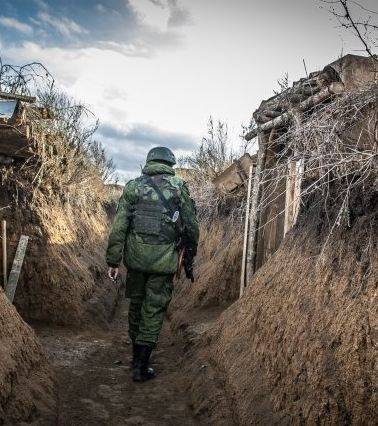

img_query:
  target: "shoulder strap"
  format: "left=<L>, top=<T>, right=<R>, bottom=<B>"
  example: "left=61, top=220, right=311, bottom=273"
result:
left=144, top=175, right=182, bottom=241
left=144, top=176, right=175, bottom=217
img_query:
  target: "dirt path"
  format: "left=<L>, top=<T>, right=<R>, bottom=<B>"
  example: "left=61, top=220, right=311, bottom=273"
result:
left=36, top=298, right=199, bottom=426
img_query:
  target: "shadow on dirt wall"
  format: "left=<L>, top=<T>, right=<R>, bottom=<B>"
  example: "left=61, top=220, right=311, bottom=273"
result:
left=0, top=201, right=121, bottom=327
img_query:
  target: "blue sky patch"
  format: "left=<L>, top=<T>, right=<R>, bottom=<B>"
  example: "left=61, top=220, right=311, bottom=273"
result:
left=0, top=0, right=137, bottom=48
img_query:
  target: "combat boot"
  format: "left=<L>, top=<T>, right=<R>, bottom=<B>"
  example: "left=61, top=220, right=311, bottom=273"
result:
left=132, top=344, right=156, bottom=382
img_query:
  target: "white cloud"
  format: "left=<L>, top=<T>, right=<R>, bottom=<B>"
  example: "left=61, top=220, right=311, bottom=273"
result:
left=37, top=12, right=88, bottom=38
left=33, top=0, right=49, bottom=10
left=129, top=0, right=169, bottom=31
left=167, top=0, right=192, bottom=27
left=3, top=0, right=373, bottom=178
left=98, top=40, right=151, bottom=58
left=96, top=4, right=106, bottom=13
left=0, top=16, right=33, bottom=34
left=129, top=0, right=191, bottom=30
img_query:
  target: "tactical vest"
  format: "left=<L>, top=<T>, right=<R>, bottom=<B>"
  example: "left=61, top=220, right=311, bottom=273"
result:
left=131, top=175, right=181, bottom=245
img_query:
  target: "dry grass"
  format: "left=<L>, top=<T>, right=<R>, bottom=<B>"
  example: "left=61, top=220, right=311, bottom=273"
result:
left=202, top=186, right=377, bottom=425
left=255, top=83, right=377, bottom=246
left=0, top=59, right=120, bottom=325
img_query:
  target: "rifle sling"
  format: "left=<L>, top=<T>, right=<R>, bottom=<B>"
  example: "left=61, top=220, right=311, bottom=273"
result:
left=145, top=176, right=181, bottom=236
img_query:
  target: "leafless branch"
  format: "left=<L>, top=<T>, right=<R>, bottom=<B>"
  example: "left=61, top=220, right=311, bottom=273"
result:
left=318, top=0, right=378, bottom=59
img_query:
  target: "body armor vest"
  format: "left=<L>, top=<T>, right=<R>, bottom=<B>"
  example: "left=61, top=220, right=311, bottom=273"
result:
left=131, top=175, right=180, bottom=245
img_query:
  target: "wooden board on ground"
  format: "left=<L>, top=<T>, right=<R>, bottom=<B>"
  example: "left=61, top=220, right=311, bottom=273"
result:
left=5, top=235, right=29, bottom=303
left=213, top=153, right=256, bottom=192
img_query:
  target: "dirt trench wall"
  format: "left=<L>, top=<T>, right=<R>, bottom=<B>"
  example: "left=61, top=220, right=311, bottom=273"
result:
left=169, top=222, right=242, bottom=327
left=0, top=290, right=56, bottom=425
left=1, top=183, right=119, bottom=326
left=199, top=190, right=377, bottom=425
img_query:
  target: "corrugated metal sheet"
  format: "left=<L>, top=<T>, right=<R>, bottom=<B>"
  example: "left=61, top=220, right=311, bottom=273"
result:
left=0, top=100, right=17, bottom=119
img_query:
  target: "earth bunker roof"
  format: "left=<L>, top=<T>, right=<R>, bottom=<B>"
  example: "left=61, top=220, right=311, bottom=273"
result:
left=240, top=54, right=377, bottom=285
left=245, top=54, right=377, bottom=141
left=0, top=91, right=52, bottom=162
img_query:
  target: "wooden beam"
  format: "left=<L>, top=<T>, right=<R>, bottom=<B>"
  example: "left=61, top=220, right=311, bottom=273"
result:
left=284, top=160, right=296, bottom=236
left=240, top=165, right=253, bottom=298
left=0, top=91, right=36, bottom=103
left=245, top=82, right=345, bottom=141
left=5, top=235, right=29, bottom=303
left=245, top=131, right=270, bottom=285
left=284, top=159, right=304, bottom=236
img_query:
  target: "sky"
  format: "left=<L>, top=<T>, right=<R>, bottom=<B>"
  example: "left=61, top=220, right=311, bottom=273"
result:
left=0, top=0, right=376, bottom=181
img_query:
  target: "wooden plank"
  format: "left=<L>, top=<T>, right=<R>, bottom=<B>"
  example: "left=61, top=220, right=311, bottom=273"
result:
left=2, top=220, right=6, bottom=289
left=246, top=132, right=268, bottom=285
left=292, top=159, right=303, bottom=225
left=213, top=153, right=255, bottom=192
left=284, top=160, right=296, bottom=236
left=0, top=91, right=36, bottom=103
left=5, top=235, right=29, bottom=303
left=284, top=159, right=303, bottom=236
left=239, top=165, right=253, bottom=298
left=254, top=138, right=284, bottom=270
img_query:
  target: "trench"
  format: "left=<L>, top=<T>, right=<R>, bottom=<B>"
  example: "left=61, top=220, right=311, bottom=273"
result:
left=35, top=294, right=201, bottom=426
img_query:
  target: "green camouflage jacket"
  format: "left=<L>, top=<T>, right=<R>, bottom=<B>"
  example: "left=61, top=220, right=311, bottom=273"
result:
left=106, top=161, right=199, bottom=274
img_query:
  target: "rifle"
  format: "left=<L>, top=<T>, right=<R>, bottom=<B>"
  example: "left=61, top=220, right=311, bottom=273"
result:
left=176, top=247, right=194, bottom=283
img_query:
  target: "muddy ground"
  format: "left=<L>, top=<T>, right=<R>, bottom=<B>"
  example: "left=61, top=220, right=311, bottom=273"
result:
left=35, top=296, right=202, bottom=426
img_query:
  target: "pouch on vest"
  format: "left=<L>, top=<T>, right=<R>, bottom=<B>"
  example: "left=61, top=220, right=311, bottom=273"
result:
left=133, top=200, right=163, bottom=236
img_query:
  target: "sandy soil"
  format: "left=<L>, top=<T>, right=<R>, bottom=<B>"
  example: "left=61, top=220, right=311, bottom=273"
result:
left=36, top=297, right=201, bottom=426
left=176, top=189, right=378, bottom=425
left=0, top=291, right=56, bottom=426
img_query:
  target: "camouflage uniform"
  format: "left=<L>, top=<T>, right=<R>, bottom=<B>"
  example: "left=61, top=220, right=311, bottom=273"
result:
left=106, top=159, right=199, bottom=348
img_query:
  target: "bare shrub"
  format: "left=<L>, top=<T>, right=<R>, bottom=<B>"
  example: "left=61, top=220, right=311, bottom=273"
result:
left=1, top=58, right=116, bottom=213
left=256, top=83, right=377, bottom=251
left=317, top=0, right=377, bottom=59
left=180, top=117, right=247, bottom=227
left=0, top=59, right=54, bottom=96
left=181, top=116, right=234, bottom=181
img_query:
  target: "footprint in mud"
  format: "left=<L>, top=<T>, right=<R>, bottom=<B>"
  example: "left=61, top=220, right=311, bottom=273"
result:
left=80, top=398, right=110, bottom=420
left=96, top=384, right=123, bottom=403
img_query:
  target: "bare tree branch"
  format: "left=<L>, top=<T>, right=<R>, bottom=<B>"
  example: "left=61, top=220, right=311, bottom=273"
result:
left=318, top=0, right=378, bottom=60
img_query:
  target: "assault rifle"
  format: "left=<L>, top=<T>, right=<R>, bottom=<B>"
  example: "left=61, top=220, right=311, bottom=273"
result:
left=176, top=247, right=195, bottom=283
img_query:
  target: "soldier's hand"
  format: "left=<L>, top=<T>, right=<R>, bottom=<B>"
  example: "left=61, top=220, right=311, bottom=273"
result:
left=108, top=267, right=119, bottom=281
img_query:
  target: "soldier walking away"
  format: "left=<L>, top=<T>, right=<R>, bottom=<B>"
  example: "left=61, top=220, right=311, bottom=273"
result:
left=106, top=147, right=199, bottom=382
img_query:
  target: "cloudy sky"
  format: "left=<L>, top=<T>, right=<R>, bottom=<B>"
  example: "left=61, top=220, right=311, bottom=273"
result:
left=0, top=0, right=375, bottom=180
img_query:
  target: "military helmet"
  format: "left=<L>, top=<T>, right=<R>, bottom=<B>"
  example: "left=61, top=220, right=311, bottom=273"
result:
left=146, top=146, right=176, bottom=165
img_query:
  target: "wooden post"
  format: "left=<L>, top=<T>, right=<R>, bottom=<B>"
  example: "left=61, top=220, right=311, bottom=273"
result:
left=246, top=132, right=269, bottom=285
left=292, top=159, right=303, bottom=225
left=5, top=235, right=29, bottom=303
left=2, top=220, right=6, bottom=289
left=284, top=160, right=296, bottom=236
left=240, top=165, right=253, bottom=298
left=284, top=159, right=304, bottom=236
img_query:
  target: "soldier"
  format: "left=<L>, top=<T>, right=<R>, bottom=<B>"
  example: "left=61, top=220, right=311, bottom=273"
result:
left=106, top=146, right=199, bottom=382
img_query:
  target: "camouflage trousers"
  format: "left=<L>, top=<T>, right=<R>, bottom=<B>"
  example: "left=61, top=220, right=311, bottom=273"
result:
left=126, top=269, right=174, bottom=348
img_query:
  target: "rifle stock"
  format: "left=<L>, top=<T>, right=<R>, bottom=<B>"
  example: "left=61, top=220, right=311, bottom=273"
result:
left=176, top=249, right=185, bottom=280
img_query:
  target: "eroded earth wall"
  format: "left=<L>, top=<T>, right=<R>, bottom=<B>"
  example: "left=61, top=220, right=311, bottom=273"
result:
left=0, top=291, right=56, bottom=425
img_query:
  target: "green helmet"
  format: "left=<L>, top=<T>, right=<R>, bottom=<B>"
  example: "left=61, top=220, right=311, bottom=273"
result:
left=146, top=146, right=176, bottom=165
